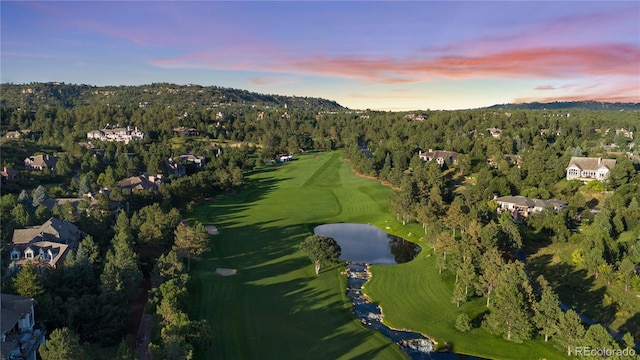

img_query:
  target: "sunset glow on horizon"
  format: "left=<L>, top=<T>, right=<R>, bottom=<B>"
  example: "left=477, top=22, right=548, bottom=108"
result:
left=2, top=1, right=639, bottom=110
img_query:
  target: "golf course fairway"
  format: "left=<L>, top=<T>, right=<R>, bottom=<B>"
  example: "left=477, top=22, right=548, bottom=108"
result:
left=187, top=151, right=570, bottom=360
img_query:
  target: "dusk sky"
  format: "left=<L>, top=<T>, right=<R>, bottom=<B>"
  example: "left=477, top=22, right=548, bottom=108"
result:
left=2, top=1, right=639, bottom=110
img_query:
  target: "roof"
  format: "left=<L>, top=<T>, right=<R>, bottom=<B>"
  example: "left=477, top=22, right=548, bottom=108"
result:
left=117, top=174, right=159, bottom=190
left=12, top=217, right=83, bottom=248
left=41, top=197, right=99, bottom=211
left=567, top=157, right=616, bottom=171
left=495, top=195, right=567, bottom=209
left=420, top=150, right=458, bottom=160
left=10, top=241, right=70, bottom=268
left=25, top=154, right=59, bottom=168
left=1, top=294, right=34, bottom=335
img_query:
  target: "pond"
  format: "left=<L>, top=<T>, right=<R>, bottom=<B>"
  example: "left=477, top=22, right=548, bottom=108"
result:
left=313, top=223, right=421, bottom=264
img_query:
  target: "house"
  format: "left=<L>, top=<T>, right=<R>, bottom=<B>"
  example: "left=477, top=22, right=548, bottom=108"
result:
left=12, top=217, right=84, bottom=249
left=5, top=131, right=22, bottom=139
left=276, top=154, right=293, bottom=162
left=8, top=241, right=70, bottom=273
left=24, top=154, right=59, bottom=172
left=86, top=126, right=145, bottom=144
left=176, top=154, right=206, bottom=168
left=566, top=157, right=616, bottom=181
left=1, top=294, right=46, bottom=360
left=1, top=167, right=20, bottom=181
left=615, top=128, right=634, bottom=139
left=494, top=195, right=567, bottom=221
left=418, top=149, right=458, bottom=167
left=5, top=130, right=32, bottom=139
left=172, top=126, right=199, bottom=137
left=487, top=128, right=502, bottom=138
left=117, top=174, right=162, bottom=191
left=41, top=194, right=104, bottom=213
left=165, top=159, right=186, bottom=177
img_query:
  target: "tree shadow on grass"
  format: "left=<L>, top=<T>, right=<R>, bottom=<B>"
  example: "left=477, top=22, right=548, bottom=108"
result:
left=619, top=312, right=640, bottom=349
left=530, top=253, right=618, bottom=328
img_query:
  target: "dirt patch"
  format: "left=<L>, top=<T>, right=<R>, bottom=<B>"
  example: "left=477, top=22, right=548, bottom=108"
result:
left=351, top=169, right=401, bottom=190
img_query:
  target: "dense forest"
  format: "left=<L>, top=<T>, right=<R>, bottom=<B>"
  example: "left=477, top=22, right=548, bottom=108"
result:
left=1, top=83, right=638, bottom=359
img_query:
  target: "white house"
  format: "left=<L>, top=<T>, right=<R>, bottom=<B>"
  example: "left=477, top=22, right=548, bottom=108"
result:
left=87, top=126, right=145, bottom=144
left=276, top=154, right=293, bottom=162
left=418, top=149, right=458, bottom=167
left=566, top=157, right=616, bottom=181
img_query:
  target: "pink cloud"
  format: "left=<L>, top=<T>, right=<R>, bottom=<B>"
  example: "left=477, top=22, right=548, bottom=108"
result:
left=534, top=85, right=556, bottom=91
left=515, top=80, right=640, bottom=103
left=249, top=77, right=296, bottom=87
left=151, top=44, right=639, bottom=84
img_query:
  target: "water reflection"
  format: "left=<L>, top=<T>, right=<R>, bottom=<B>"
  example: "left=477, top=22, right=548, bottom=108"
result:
left=314, top=223, right=420, bottom=264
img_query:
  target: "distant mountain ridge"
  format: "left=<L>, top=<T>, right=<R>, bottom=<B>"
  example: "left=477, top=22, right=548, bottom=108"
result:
left=485, top=100, right=640, bottom=111
left=0, top=82, right=345, bottom=110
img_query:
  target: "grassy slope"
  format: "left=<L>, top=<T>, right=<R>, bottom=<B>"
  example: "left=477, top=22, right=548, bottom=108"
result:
left=188, top=151, right=405, bottom=359
left=188, top=151, right=570, bottom=360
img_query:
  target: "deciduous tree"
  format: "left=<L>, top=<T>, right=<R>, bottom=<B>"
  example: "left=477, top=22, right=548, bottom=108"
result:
left=299, top=235, right=342, bottom=275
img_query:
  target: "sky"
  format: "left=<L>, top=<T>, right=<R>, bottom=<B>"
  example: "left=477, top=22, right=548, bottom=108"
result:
left=1, top=1, right=639, bottom=110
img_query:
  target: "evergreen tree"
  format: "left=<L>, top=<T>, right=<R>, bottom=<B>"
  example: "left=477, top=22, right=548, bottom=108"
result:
left=478, top=247, right=503, bottom=307
left=555, top=310, right=586, bottom=356
left=583, top=324, right=617, bottom=352
left=483, top=280, right=533, bottom=342
left=12, top=262, right=44, bottom=298
left=533, top=280, right=562, bottom=342
left=39, top=327, right=85, bottom=360
left=17, top=189, right=32, bottom=207
left=32, top=185, right=48, bottom=207
left=101, top=211, right=142, bottom=300
left=173, top=222, right=210, bottom=271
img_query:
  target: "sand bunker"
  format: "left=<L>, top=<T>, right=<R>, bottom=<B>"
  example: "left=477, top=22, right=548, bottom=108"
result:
left=215, top=268, right=237, bottom=276
left=206, top=225, right=219, bottom=235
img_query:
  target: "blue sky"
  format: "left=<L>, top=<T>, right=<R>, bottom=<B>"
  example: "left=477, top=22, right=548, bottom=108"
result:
left=2, top=1, right=639, bottom=110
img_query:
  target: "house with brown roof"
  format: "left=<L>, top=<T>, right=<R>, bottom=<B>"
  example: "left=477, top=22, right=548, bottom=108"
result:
left=418, top=149, right=458, bottom=167
left=8, top=241, right=70, bottom=273
left=494, top=195, right=567, bottom=221
left=24, top=154, right=59, bottom=172
left=566, top=157, right=616, bottom=181
left=11, top=217, right=84, bottom=249
left=1, top=294, right=45, bottom=360
left=117, top=173, right=163, bottom=191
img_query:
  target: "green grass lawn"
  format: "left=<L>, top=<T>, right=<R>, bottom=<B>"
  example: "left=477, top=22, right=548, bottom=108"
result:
left=187, top=151, right=570, bottom=359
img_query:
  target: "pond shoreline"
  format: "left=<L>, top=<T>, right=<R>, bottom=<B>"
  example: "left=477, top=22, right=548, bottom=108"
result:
left=346, top=262, right=445, bottom=359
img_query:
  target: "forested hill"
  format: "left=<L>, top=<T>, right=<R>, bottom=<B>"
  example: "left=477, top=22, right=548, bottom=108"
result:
left=486, top=101, right=640, bottom=111
left=0, top=82, right=345, bottom=110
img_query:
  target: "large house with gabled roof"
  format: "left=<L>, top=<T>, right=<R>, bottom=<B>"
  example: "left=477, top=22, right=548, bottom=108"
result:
left=8, top=217, right=84, bottom=274
left=494, top=195, right=567, bottom=221
left=566, top=157, right=616, bottom=181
